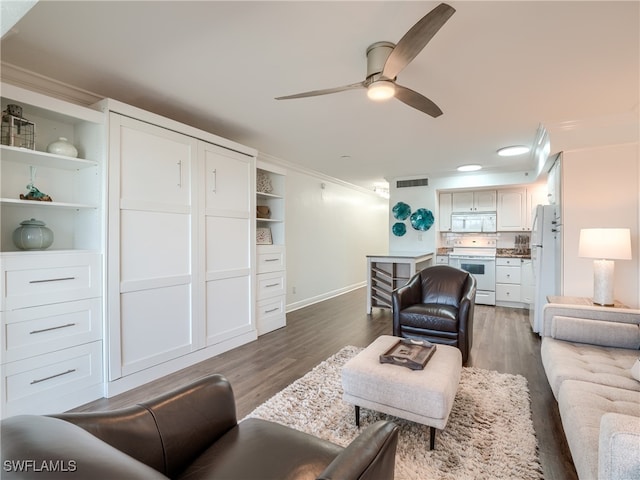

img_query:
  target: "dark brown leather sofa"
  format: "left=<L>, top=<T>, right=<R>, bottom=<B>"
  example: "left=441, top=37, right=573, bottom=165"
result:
left=392, top=265, right=477, bottom=365
left=1, top=374, right=399, bottom=480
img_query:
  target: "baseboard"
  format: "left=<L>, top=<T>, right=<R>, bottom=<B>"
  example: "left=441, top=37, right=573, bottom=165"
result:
left=286, top=282, right=365, bottom=313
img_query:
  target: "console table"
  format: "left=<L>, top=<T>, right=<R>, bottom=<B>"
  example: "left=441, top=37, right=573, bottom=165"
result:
left=366, top=252, right=434, bottom=313
left=547, top=295, right=629, bottom=309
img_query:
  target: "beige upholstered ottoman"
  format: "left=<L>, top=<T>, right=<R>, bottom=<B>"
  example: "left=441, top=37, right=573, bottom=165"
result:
left=342, top=335, right=462, bottom=449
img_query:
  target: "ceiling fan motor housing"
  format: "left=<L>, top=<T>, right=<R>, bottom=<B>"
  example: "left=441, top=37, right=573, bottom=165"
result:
left=366, top=41, right=395, bottom=80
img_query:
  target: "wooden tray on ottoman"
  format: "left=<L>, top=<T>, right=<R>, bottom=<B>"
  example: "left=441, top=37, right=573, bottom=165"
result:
left=379, top=338, right=437, bottom=370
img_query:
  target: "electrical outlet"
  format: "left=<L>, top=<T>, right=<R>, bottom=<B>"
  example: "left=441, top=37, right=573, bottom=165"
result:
left=292, top=286, right=296, bottom=294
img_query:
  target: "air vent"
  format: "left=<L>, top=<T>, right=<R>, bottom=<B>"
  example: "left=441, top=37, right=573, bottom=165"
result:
left=396, top=178, right=429, bottom=188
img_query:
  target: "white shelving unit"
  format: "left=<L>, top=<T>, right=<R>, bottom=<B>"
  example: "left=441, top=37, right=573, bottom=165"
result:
left=255, top=160, right=286, bottom=335
left=0, top=83, right=105, bottom=418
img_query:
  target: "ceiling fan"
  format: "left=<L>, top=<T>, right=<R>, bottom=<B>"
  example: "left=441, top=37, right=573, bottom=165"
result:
left=275, top=3, right=455, bottom=118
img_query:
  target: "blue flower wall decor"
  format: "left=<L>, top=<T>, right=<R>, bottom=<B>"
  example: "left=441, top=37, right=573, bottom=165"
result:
left=392, top=202, right=411, bottom=221
left=392, top=222, right=407, bottom=236
left=410, top=208, right=435, bottom=231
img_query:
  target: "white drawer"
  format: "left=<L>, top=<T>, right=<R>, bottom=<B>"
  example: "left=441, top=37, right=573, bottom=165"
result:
left=257, top=271, right=285, bottom=300
left=2, top=298, right=102, bottom=363
left=436, top=255, right=449, bottom=265
left=496, top=284, right=521, bottom=302
left=1, top=341, right=103, bottom=415
left=1, top=252, right=102, bottom=310
left=496, top=265, right=521, bottom=284
left=256, top=296, right=285, bottom=335
left=257, top=246, right=285, bottom=273
left=496, top=257, right=522, bottom=267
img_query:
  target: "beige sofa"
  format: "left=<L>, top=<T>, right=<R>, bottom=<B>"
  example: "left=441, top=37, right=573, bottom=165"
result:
left=540, top=303, right=640, bottom=480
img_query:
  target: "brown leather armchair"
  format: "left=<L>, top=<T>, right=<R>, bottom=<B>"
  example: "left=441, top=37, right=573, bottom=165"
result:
left=392, top=265, right=477, bottom=365
left=1, top=374, right=399, bottom=480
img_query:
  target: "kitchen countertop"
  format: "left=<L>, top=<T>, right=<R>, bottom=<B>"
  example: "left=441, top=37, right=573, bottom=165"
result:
left=496, top=248, right=531, bottom=259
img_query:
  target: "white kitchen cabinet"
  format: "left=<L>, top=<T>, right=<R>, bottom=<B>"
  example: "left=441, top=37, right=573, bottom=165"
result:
left=438, top=192, right=453, bottom=231
left=496, top=257, right=525, bottom=308
left=0, top=84, right=104, bottom=417
left=497, top=189, right=527, bottom=231
left=201, top=141, right=254, bottom=346
left=436, top=255, right=449, bottom=265
left=452, top=190, right=496, bottom=212
left=520, top=259, right=534, bottom=305
left=255, top=160, right=286, bottom=335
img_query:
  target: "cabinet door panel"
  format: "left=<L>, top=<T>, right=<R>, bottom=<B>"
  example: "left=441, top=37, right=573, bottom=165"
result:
left=120, top=210, right=191, bottom=282
left=116, top=115, right=195, bottom=207
left=206, top=276, right=252, bottom=345
left=206, top=217, right=250, bottom=274
left=120, top=285, right=192, bottom=375
left=203, top=143, right=251, bottom=215
left=497, top=190, right=526, bottom=231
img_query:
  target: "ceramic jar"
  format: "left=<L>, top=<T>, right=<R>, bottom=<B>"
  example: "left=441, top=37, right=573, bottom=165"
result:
left=12, top=218, right=54, bottom=250
left=46, top=137, right=78, bottom=158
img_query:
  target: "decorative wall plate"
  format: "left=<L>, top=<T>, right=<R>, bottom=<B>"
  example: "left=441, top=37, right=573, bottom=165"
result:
left=392, top=222, right=407, bottom=236
left=392, top=202, right=411, bottom=220
left=409, top=208, right=434, bottom=231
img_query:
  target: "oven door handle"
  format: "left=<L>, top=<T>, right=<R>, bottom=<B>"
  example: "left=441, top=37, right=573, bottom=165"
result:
left=449, top=256, right=495, bottom=261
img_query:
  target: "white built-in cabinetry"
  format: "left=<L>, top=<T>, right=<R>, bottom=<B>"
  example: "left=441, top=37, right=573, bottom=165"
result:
left=103, top=99, right=257, bottom=396
left=255, top=160, right=286, bottom=335
left=0, top=83, right=104, bottom=417
left=107, top=113, right=199, bottom=379
left=201, top=142, right=254, bottom=346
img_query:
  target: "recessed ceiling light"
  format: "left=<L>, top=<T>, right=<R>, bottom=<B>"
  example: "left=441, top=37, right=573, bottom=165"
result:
left=497, top=145, right=530, bottom=157
left=457, top=164, right=482, bottom=172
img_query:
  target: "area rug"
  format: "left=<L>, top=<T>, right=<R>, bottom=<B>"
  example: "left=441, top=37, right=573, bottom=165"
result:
left=244, top=345, right=543, bottom=480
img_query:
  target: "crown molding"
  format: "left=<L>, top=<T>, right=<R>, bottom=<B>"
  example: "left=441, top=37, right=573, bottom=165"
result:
left=0, top=62, right=102, bottom=106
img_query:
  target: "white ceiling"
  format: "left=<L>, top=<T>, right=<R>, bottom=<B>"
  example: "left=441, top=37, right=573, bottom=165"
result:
left=1, top=1, right=638, bottom=190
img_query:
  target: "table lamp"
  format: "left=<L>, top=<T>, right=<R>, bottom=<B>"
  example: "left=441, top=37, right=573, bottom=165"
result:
left=578, top=228, right=632, bottom=305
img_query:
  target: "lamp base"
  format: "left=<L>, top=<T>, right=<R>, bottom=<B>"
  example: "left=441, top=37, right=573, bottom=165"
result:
left=592, top=259, right=615, bottom=306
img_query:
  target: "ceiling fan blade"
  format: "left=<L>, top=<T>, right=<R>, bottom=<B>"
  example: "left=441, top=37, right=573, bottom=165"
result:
left=382, top=3, right=455, bottom=79
left=394, top=84, right=443, bottom=117
left=275, top=82, right=365, bottom=100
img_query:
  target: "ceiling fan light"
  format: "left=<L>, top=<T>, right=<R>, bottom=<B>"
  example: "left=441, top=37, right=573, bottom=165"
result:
left=367, top=80, right=396, bottom=101
left=497, top=145, right=530, bottom=157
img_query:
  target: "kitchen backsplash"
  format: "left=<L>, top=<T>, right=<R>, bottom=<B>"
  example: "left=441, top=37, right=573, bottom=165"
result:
left=439, top=232, right=530, bottom=250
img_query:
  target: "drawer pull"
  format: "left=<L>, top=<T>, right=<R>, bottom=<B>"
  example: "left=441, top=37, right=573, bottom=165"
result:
left=29, top=277, right=76, bottom=284
left=264, top=258, right=279, bottom=262
left=265, top=283, right=280, bottom=288
left=264, top=307, right=279, bottom=314
left=30, top=369, right=76, bottom=385
left=30, top=323, right=76, bottom=335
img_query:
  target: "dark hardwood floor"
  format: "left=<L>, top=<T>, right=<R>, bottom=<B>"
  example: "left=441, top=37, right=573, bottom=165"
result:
left=75, top=287, right=577, bottom=480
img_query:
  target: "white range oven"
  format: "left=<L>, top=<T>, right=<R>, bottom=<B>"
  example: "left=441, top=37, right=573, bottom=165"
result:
left=448, top=239, right=497, bottom=306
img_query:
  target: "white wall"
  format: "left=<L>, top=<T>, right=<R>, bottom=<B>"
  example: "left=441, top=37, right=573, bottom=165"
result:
left=561, top=143, right=639, bottom=308
left=283, top=164, right=389, bottom=311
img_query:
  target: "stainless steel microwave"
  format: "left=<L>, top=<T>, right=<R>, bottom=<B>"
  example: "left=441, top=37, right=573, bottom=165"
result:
left=450, top=213, right=497, bottom=233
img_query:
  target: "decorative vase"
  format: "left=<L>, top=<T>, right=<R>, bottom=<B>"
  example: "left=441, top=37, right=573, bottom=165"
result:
left=46, top=137, right=78, bottom=158
left=12, top=218, right=54, bottom=250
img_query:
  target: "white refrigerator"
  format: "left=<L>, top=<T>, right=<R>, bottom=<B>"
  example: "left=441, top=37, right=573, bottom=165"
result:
left=529, top=204, right=561, bottom=334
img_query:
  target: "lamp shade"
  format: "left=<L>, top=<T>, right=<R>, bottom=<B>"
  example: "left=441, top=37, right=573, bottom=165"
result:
left=578, top=228, right=632, bottom=260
